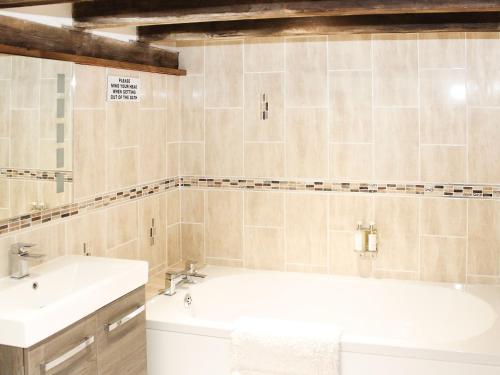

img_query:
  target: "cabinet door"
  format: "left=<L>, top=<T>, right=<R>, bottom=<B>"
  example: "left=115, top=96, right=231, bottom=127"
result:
left=96, top=287, right=147, bottom=375
left=0, top=345, right=24, bottom=375
left=24, top=315, right=97, bottom=375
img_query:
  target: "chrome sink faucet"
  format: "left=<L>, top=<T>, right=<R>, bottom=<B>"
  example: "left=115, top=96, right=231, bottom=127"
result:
left=9, top=243, right=45, bottom=279
left=163, top=261, right=206, bottom=296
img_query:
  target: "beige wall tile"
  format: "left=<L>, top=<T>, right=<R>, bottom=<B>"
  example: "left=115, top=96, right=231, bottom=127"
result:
left=330, top=143, right=373, bottom=181
left=245, top=191, right=284, bottom=227
left=106, top=202, right=138, bottom=249
left=181, top=223, right=204, bottom=263
left=139, top=109, right=166, bottom=183
left=11, top=56, right=40, bottom=109
left=205, top=109, right=243, bottom=176
left=74, top=64, right=106, bottom=109
left=467, top=33, right=500, bottom=107
left=0, top=138, right=8, bottom=168
left=66, top=210, right=106, bottom=257
left=374, top=108, right=419, bottom=181
left=10, top=110, right=38, bottom=169
left=373, top=269, right=418, bottom=281
left=330, top=231, right=372, bottom=277
left=178, top=41, right=205, bottom=74
left=40, top=59, right=73, bottom=78
left=206, top=258, right=243, bottom=268
left=421, top=145, right=466, bottom=183
left=330, top=194, right=373, bottom=231
left=167, top=143, right=179, bottom=177
left=73, top=109, right=106, bottom=199
left=286, top=264, right=328, bottom=274
left=374, top=196, right=419, bottom=271
left=329, top=70, right=372, bottom=143
left=420, top=236, right=466, bottom=283
left=244, top=72, right=284, bottom=142
left=206, top=190, right=243, bottom=259
left=180, top=75, right=204, bottom=142
left=180, top=143, right=204, bottom=176
left=107, top=240, right=138, bottom=260
left=166, top=76, right=181, bottom=143
left=181, top=189, right=204, bottom=223
left=244, top=143, right=284, bottom=178
left=0, top=235, right=15, bottom=277
left=0, top=209, right=9, bottom=221
left=107, top=147, right=138, bottom=191
left=420, top=69, right=466, bottom=145
left=17, top=223, right=66, bottom=262
left=418, top=33, right=465, bottom=69
left=245, top=37, right=284, bottom=72
left=373, top=34, right=418, bottom=107
left=9, top=180, right=37, bottom=217
left=205, top=41, right=243, bottom=108
left=0, top=178, right=8, bottom=209
left=468, top=108, right=500, bottom=184
left=39, top=180, right=72, bottom=210
left=106, top=102, right=138, bottom=148
left=0, top=54, right=12, bottom=79
left=140, top=73, right=167, bottom=109
left=421, top=198, right=466, bottom=237
left=285, top=193, right=328, bottom=266
left=468, top=200, right=500, bottom=276
left=39, top=78, right=72, bottom=140
left=167, top=224, right=181, bottom=266
left=286, top=108, right=328, bottom=179
left=0, top=81, right=10, bottom=138
left=328, top=34, right=372, bottom=70
left=244, top=227, right=284, bottom=271
left=39, top=139, right=65, bottom=170
left=139, top=194, right=166, bottom=269
left=285, top=37, right=327, bottom=107
left=167, top=188, right=180, bottom=225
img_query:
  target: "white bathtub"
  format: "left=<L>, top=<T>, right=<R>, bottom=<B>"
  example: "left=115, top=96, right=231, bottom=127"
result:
left=146, top=266, right=500, bottom=375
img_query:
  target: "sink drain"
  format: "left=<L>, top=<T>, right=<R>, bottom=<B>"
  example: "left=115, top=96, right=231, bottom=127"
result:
left=184, top=293, right=192, bottom=308
left=32, top=282, right=39, bottom=290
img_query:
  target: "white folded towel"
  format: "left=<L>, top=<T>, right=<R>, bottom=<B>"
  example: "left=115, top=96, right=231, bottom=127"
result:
left=231, top=317, right=342, bottom=375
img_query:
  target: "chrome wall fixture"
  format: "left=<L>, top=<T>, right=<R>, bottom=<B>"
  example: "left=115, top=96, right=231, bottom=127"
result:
left=260, top=93, right=269, bottom=120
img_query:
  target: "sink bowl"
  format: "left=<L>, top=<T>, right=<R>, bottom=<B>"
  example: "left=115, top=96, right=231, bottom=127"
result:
left=0, top=255, right=148, bottom=348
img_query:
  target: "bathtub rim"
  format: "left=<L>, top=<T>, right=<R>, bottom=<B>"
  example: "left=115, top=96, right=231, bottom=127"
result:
left=146, top=265, right=500, bottom=368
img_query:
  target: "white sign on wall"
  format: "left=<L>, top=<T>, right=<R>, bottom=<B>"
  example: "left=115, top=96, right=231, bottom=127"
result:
left=107, top=76, right=140, bottom=102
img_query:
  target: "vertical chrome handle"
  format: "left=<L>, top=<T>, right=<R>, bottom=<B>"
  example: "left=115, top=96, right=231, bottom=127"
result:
left=42, top=336, right=94, bottom=373
left=105, top=305, right=145, bottom=333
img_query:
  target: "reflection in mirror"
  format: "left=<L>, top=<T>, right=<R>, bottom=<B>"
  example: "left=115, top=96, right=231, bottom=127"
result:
left=0, top=54, right=73, bottom=220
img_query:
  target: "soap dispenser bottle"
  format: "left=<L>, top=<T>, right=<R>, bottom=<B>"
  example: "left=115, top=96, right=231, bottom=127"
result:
left=368, top=222, right=377, bottom=252
left=354, top=221, right=367, bottom=252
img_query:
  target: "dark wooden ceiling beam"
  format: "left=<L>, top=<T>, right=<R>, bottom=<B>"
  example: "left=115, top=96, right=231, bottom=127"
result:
left=138, top=12, right=500, bottom=42
left=0, top=0, right=82, bottom=8
left=73, top=0, right=500, bottom=29
left=0, top=14, right=185, bottom=75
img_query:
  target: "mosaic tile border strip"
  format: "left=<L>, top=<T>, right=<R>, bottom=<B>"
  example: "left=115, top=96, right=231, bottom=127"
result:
left=3, top=175, right=500, bottom=237
left=0, top=177, right=180, bottom=236
left=181, top=176, right=500, bottom=199
left=0, top=168, right=73, bottom=182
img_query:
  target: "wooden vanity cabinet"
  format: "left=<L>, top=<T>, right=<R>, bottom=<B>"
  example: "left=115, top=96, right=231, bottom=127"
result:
left=96, top=286, right=147, bottom=375
left=0, top=286, right=146, bottom=375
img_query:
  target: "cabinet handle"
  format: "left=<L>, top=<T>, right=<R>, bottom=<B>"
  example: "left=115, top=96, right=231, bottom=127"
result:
left=105, top=305, right=145, bottom=333
left=42, top=336, right=94, bottom=373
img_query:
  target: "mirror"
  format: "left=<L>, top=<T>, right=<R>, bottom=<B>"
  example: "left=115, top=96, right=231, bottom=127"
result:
left=0, top=54, right=74, bottom=220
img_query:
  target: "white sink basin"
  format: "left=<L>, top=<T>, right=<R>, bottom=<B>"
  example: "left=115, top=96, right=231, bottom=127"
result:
left=0, top=255, right=148, bottom=348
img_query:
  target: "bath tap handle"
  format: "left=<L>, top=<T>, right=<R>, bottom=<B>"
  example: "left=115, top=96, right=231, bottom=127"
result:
left=185, top=260, right=198, bottom=273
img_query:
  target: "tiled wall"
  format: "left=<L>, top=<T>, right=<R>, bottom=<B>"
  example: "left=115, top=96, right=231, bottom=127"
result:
left=0, top=64, right=182, bottom=278
left=176, top=32, right=500, bottom=284
left=0, top=55, right=73, bottom=219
